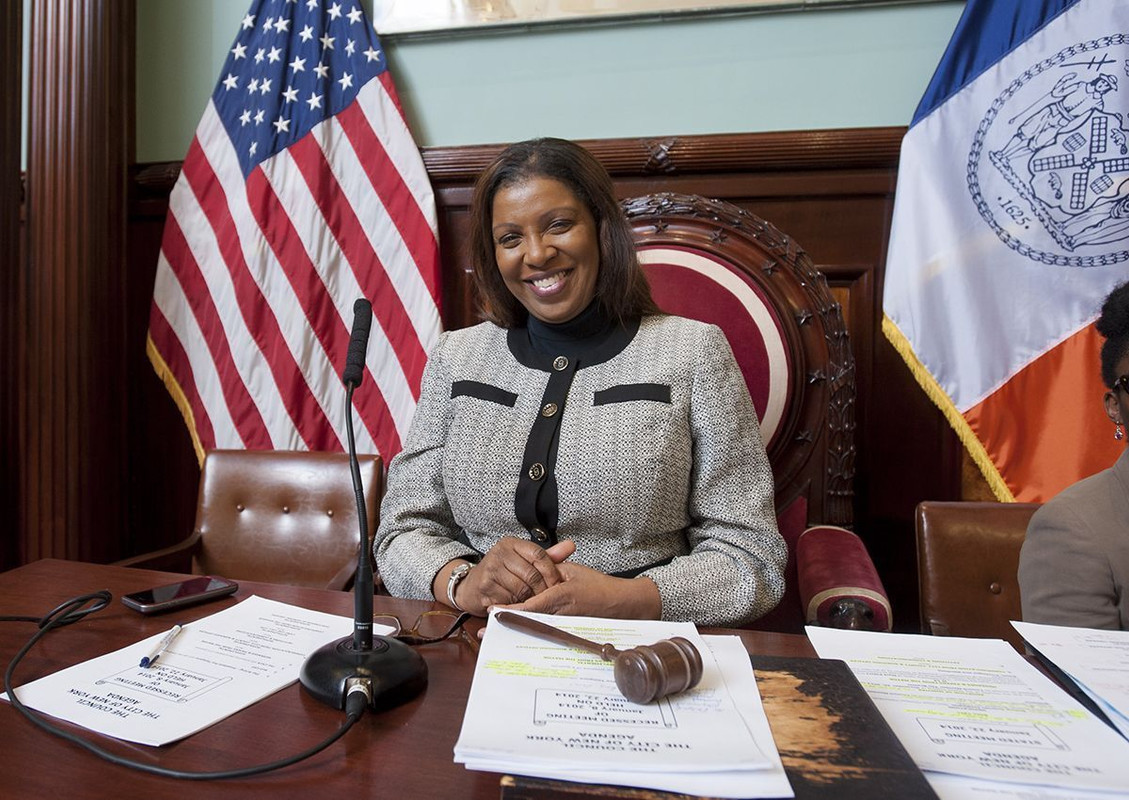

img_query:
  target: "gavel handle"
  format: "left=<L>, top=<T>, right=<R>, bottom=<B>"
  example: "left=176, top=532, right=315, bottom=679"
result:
left=494, top=611, right=620, bottom=662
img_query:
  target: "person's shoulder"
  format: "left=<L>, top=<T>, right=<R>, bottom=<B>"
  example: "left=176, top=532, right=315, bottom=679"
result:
left=1030, top=463, right=1120, bottom=533
left=638, top=314, right=722, bottom=341
left=435, top=320, right=506, bottom=353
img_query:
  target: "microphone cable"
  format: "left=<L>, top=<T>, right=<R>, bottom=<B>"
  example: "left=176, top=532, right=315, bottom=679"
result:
left=2, top=590, right=369, bottom=780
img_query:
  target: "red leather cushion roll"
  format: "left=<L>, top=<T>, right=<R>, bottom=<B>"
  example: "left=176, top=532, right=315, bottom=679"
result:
left=796, top=525, right=892, bottom=631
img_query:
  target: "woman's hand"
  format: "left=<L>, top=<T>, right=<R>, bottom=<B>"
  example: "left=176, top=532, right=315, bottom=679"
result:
left=499, top=562, right=663, bottom=620
left=435, top=538, right=576, bottom=616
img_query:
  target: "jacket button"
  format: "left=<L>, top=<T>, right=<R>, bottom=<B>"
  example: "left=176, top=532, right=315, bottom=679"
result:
left=531, top=527, right=548, bottom=542
left=553, top=356, right=568, bottom=371
left=528, top=463, right=545, bottom=480
left=541, top=402, right=558, bottom=417
left=989, top=582, right=1001, bottom=595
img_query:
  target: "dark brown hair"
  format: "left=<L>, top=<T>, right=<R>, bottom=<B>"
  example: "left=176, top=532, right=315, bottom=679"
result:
left=1098, top=281, right=1129, bottom=389
left=468, top=137, right=658, bottom=328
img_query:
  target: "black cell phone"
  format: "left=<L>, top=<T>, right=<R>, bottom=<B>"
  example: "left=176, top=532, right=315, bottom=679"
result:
left=121, top=576, right=239, bottom=615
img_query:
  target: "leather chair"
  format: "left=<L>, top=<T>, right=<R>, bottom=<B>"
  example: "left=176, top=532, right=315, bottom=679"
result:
left=915, top=500, right=1039, bottom=651
left=116, top=449, right=381, bottom=591
left=624, top=192, right=890, bottom=632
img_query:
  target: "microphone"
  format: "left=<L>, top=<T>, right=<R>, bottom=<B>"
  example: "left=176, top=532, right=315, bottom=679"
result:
left=341, top=298, right=372, bottom=388
left=299, top=299, right=427, bottom=711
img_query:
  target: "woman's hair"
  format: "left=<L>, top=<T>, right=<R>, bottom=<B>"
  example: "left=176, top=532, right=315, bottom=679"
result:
left=1097, top=281, right=1129, bottom=389
left=468, top=137, right=658, bottom=328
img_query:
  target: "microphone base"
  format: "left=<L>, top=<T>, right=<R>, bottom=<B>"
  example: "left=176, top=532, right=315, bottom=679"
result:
left=299, top=635, right=428, bottom=711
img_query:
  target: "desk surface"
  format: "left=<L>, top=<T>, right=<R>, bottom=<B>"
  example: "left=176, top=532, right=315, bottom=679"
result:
left=0, top=560, right=932, bottom=800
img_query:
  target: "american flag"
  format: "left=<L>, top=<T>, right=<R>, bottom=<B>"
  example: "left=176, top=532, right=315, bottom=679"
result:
left=148, top=0, right=441, bottom=463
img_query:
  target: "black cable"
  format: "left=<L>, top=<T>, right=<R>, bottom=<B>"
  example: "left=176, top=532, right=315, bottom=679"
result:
left=4, top=590, right=367, bottom=780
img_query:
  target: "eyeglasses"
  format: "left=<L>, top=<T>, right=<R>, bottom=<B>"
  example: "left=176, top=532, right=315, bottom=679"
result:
left=373, top=610, right=477, bottom=651
left=1114, top=375, right=1129, bottom=394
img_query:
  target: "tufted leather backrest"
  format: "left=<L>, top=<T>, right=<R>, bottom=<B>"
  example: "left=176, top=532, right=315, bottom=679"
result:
left=915, top=501, right=1039, bottom=651
left=193, top=449, right=381, bottom=590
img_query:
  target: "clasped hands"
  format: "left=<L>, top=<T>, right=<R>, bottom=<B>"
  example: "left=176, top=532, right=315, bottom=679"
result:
left=436, top=536, right=661, bottom=620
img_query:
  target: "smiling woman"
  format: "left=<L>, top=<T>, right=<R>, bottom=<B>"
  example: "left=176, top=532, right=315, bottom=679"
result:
left=373, top=138, right=787, bottom=628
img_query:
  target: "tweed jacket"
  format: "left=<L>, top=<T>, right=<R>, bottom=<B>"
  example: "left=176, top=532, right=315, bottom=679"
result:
left=374, top=314, right=786, bottom=627
left=1019, top=448, right=1129, bottom=630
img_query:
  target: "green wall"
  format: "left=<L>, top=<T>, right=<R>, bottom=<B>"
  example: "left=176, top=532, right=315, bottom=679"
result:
left=135, top=0, right=965, bottom=162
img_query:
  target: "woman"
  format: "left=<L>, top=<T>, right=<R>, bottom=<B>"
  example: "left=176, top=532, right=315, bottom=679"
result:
left=374, top=138, right=786, bottom=627
left=1019, top=281, right=1129, bottom=630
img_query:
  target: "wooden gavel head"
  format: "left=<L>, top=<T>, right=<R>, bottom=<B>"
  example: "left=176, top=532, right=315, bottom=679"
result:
left=612, top=636, right=704, bottom=704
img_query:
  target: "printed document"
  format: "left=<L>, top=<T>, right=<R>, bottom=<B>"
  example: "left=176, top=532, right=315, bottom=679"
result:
left=455, top=610, right=792, bottom=799
left=807, top=627, right=1129, bottom=795
left=5, top=595, right=377, bottom=746
left=1012, top=621, right=1129, bottom=740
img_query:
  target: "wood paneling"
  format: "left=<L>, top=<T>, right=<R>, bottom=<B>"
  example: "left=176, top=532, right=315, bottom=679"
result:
left=19, top=0, right=135, bottom=565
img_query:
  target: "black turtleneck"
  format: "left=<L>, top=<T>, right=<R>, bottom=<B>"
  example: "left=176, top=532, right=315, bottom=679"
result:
left=525, top=300, right=616, bottom=361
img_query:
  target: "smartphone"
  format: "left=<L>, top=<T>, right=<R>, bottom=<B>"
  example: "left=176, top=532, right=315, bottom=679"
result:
left=121, top=576, right=239, bottom=615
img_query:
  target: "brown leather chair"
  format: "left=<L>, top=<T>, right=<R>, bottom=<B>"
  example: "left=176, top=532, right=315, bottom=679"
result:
left=625, top=193, right=889, bottom=632
left=116, top=449, right=381, bottom=591
left=915, top=501, right=1040, bottom=651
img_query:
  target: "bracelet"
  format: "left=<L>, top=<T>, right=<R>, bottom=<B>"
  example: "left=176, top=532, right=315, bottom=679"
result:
left=446, top=562, right=472, bottom=610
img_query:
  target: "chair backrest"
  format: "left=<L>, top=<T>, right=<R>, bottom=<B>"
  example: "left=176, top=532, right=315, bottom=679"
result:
left=624, top=193, right=873, bottom=633
left=915, top=500, right=1039, bottom=650
left=193, top=449, right=381, bottom=590
left=622, top=192, right=856, bottom=528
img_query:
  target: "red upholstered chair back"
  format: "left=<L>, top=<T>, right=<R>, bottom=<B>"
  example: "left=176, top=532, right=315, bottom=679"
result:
left=623, top=193, right=874, bottom=633
left=623, top=193, right=855, bottom=528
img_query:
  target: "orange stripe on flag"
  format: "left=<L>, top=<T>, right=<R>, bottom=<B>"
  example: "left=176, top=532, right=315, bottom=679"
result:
left=965, top=324, right=1121, bottom=503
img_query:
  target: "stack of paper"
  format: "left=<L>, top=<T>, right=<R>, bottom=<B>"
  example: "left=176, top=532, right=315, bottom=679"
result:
left=808, top=627, right=1129, bottom=800
left=454, top=610, right=792, bottom=799
left=1013, top=621, right=1129, bottom=740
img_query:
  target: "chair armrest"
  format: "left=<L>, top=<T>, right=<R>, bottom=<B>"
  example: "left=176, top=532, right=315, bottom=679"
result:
left=796, top=525, right=891, bottom=631
left=113, top=530, right=203, bottom=574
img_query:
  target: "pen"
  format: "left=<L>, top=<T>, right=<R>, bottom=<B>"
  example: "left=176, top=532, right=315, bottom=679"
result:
left=140, top=624, right=183, bottom=668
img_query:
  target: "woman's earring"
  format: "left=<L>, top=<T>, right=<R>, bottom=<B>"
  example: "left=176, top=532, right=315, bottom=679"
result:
left=1117, top=423, right=1124, bottom=441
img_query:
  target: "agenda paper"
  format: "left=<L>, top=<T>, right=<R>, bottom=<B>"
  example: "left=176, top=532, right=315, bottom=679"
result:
left=1012, top=620, right=1129, bottom=740
left=454, top=610, right=788, bottom=798
left=4, top=595, right=384, bottom=746
left=807, top=627, right=1129, bottom=795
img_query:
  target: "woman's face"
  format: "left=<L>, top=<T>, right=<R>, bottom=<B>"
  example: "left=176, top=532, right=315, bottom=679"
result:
left=1104, top=349, right=1129, bottom=440
left=491, top=176, right=600, bottom=325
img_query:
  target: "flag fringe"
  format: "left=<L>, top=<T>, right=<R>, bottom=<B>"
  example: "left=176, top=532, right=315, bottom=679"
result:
left=881, top=314, right=1016, bottom=503
left=146, top=333, right=206, bottom=468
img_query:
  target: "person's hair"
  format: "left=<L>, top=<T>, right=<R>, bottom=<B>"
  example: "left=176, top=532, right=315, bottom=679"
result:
left=1097, top=281, right=1129, bottom=389
left=468, top=137, right=659, bottom=328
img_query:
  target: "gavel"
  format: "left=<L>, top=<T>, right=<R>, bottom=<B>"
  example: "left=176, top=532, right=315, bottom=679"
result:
left=494, top=611, right=703, bottom=704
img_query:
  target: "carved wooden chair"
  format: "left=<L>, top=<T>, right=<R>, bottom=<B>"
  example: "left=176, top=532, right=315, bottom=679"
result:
left=116, top=449, right=381, bottom=591
left=624, top=192, right=890, bottom=632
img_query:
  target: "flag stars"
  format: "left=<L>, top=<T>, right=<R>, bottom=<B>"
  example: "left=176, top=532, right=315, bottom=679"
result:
left=314, top=61, right=329, bottom=79
left=274, top=18, right=290, bottom=33
left=248, top=77, right=260, bottom=94
left=345, top=39, right=356, bottom=56
left=328, top=3, right=342, bottom=20
left=320, top=33, right=335, bottom=50
left=259, top=78, right=273, bottom=95
left=282, top=85, right=299, bottom=103
left=241, top=13, right=255, bottom=29
left=307, top=92, right=323, bottom=110
left=254, top=109, right=265, bottom=124
left=273, top=115, right=291, bottom=134
left=363, top=46, right=381, bottom=63
left=307, top=0, right=318, bottom=8
left=222, top=73, right=239, bottom=90
left=347, top=6, right=363, bottom=24
left=254, top=48, right=265, bottom=63
left=249, top=141, right=258, bottom=157
left=338, top=72, right=353, bottom=91
left=231, top=42, right=247, bottom=60
left=267, top=46, right=282, bottom=63
left=262, top=16, right=274, bottom=32
left=299, top=24, right=314, bottom=42
left=239, top=109, right=252, bottom=126
left=289, top=56, right=306, bottom=73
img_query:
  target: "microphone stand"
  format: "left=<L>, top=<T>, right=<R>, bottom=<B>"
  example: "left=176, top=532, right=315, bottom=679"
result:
left=299, top=323, right=427, bottom=711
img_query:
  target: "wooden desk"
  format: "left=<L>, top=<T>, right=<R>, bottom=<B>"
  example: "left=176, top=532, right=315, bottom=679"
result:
left=0, top=560, right=932, bottom=799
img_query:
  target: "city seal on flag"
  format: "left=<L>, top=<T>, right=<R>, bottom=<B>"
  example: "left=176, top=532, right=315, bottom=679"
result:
left=968, top=34, right=1129, bottom=268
